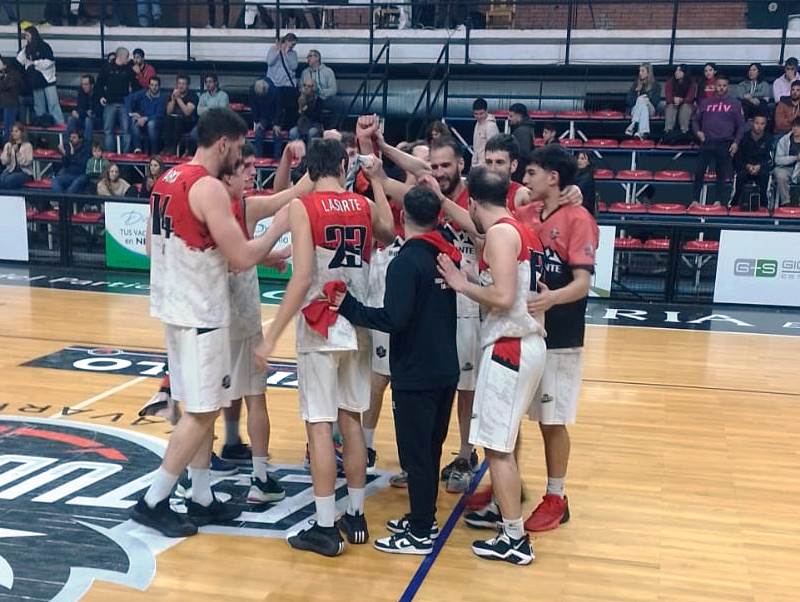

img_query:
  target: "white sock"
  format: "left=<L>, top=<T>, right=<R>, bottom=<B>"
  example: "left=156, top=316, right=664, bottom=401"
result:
left=363, top=428, right=375, bottom=449
left=189, top=467, right=213, bottom=506
left=546, top=477, right=565, bottom=498
left=224, top=419, right=240, bottom=446
left=252, top=456, right=269, bottom=482
left=503, top=517, right=525, bottom=540
left=458, top=443, right=473, bottom=460
left=347, top=487, right=365, bottom=515
left=143, top=468, right=179, bottom=508
left=315, top=494, right=336, bottom=527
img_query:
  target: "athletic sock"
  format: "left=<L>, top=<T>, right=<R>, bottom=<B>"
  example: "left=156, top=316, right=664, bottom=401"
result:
left=347, top=487, right=365, bottom=515
left=363, top=428, right=375, bottom=449
left=143, top=468, right=179, bottom=508
left=503, top=517, right=525, bottom=540
left=189, top=467, right=213, bottom=506
left=546, top=477, right=565, bottom=498
left=458, top=443, right=473, bottom=460
left=315, top=494, right=336, bottom=527
left=224, top=419, right=240, bottom=447
left=252, top=456, right=269, bottom=482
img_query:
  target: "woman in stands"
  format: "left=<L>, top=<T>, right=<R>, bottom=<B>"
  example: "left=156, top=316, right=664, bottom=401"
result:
left=0, top=122, right=32, bottom=189
left=138, top=155, right=164, bottom=198
left=96, top=163, right=132, bottom=197
left=625, top=63, right=660, bottom=139
left=574, top=151, right=596, bottom=216
left=663, top=64, right=696, bottom=143
left=734, top=63, right=771, bottom=121
left=16, top=26, right=64, bottom=126
left=700, top=62, right=718, bottom=100
left=425, top=120, right=450, bottom=145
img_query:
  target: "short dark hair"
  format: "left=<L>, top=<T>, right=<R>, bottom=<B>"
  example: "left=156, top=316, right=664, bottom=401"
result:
left=242, top=142, right=256, bottom=159
left=472, top=97, right=488, bottom=112
left=508, top=102, right=528, bottom=117
left=542, top=122, right=558, bottom=133
left=791, top=81, right=800, bottom=90
left=485, top=133, right=519, bottom=162
left=196, top=108, right=248, bottom=149
left=747, top=62, right=763, bottom=81
left=430, top=136, right=463, bottom=159
left=403, top=186, right=441, bottom=228
left=786, top=57, right=799, bottom=67
left=282, top=32, right=298, bottom=43
left=467, top=166, right=508, bottom=208
left=177, top=73, right=191, bottom=85
left=307, top=138, right=347, bottom=181
left=92, top=141, right=103, bottom=151
left=205, top=73, right=219, bottom=84
left=340, top=132, right=356, bottom=149
left=715, top=73, right=730, bottom=83
left=133, top=48, right=144, bottom=58
left=792, top=116, right=800, bottom=128
left=149, top=75, right=161, bottom=85
left=71, top=129, right=84, bottom=139
left=526, top=145, right=578, bottom=190
left=80, top=73, right=95, bottom=85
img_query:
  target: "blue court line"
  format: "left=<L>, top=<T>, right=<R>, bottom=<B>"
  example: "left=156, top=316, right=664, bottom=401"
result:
left=398, top=461, right=490, bottom=602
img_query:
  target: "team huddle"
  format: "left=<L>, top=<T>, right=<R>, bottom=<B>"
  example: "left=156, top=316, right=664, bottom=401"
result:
left=130, top=107, right=599, bottom=567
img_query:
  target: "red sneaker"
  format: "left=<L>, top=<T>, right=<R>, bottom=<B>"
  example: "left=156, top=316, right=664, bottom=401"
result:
left=465, top=486, right=494, bottom=510
left=524, top=494, right=570, bottom=532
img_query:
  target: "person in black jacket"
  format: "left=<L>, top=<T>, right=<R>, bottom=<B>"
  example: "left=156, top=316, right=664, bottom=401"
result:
left=508, top=103, right=535, bottom=180
left=67, top=74, right=103, bottom=145
left=96, top=47, right=137, bottom=151
left=574, top=151, right=597, bottom=216
left=733, top=113, right=771, bottom=208
left=334, top=185, right=461, bottom=556
left=51, top=130, right=91, bottom=193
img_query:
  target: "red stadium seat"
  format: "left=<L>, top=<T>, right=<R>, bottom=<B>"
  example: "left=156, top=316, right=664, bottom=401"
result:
left=25, top=179, right=52, bottom=189
left=644, top=238, right=671, bottom=250
left=615, top=237, right=644, bottom=249
left=33, top=209, right=58, bottom=221
left=72, top=211, right=104, bottom=224
left=648, top=203, right=686, bottom=214
left=609, top=202, right=647, bottom=213
left=556, top=110, right=589, bottom=119
left=561, top=138, right=583, bottom=148
left=229, top=102, right=250, bottom=113
left=773, top=206, right=800, bottom=218
left=620, top=139, right=656, bottom=149
left=254, top=157, right=279, bottom=167
left=33, top=149, right=61, bottom=160
left=729, top=206, right=769, bottom=217
left=26, top=207, right=37, bottom=220
left=589, top=110, right=625, bottom=120
left=704, top=171, right=717, bottom=182
left=597, top=201, right=608, bottom=212
left=584, top=138, right=619, bottom=148
left=654, top=170, right=692, bottom=181
left=616, top=169, right=653, bottom=180
left=529, top=110, right=556, bottom=119
left=687, top=204, right=727, bottom=216
left=533, top=137, right=544, bottom=146
left=682, top=240, right=719, bottom=252
left=107, top=152, right=148, bottom=162
left=60, top=97, right=78, bottom=109
left=593, top=168, right=615, bottom=180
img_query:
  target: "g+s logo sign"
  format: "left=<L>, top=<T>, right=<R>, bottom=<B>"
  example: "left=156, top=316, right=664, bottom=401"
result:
left=734, top=258, right=800, bottom=279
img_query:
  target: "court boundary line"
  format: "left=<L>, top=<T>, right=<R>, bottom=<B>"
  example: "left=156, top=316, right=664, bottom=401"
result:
left=399, top=461, right=489, bottom=602
left=583, top=378, right=800, bottom=398
left=48, top=376, right=149, bottom=418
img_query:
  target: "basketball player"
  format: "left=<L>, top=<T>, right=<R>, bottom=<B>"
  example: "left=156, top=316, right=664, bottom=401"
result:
left=484, top=133, right=533, bottom=212
left=130, top=108, right=287, bottom=538
left=437, top=167, right=546, bottom=565
left=254, top=139, right=395, bottom=557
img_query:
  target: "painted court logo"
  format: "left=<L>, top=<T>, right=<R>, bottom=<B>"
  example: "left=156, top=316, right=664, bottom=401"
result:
left=0, top=417, right=388, bottom=601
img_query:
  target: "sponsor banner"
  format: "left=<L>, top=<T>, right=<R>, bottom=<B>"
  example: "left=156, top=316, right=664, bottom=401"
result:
left=714, top=230, right=800, bottom=306
left=255, top=216, right=292, bottom=281
left=590, top=224, right=615, bottom=298
left=0, top=195, right=29, bottom=261
left=104, top=202, right=149, bottom=270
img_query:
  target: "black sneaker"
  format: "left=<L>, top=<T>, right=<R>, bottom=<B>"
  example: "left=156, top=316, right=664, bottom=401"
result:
left=374, top=531, right=433, bottom=555
left=221, top=442, right=252, bottom=465
left=386, top=515, right=439, bottom=540
left=210, top=452, right=237, bottom=477
left=440, top=450, right=479, bottom=481
left=444, top=458, right=472, bottom=493
left=247, top=475, right=286, bottom=504
left=129, top=498, right=197, bottom=538
left=472, top=531, right=534, bottom=565
left=336, top=511, right=369, bottom=544
left=366, top=447, right=377, bottom=474
left=185, top=497, right=242, bottom=526
left=464, top=502, right=503, bottom=529
left=288, top=522, right=345, bottom=557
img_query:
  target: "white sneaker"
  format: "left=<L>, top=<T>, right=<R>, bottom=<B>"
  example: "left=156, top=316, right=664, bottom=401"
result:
left=374, top=531, right=433, bottom=555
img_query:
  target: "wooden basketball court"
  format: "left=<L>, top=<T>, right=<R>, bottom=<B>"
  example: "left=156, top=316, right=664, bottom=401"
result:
left=0, top=284, right=798, bottom=602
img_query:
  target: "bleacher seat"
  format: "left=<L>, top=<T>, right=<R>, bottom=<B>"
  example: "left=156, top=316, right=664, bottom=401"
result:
left=530, top=110, right=556, bottom=119
left=643, top=238, right=671, bottom=250
left=556, top=110, right=589, bottom=119
left=72, top=211, right=104, bottom=224
left=773, top=206, right=800, bottom=218
left=704, top=171, right=717, bottom=182
left=584, top=138, right=619, bottom=148
left=654, top=170, right=692, bottom=182
left=254, top=157, right=280, bottom=168
left=597, top=201, right=608, bottom=212
left=593, top=168, right=614, bottom=180
left=688, top=204, right=727, bottom=216
left=32, top=209, right=58, bottom=221
left=729, top=206, right=769, bottom=217
left=620, top=139, right=655, bottom=149
left=25, top=179, right=53, bottom=190
left=614, top=237, right=644, bottom=249
left=682, top=240, right=719, bottom=252
left=616, top=169, right=653, bottom=181
left=648, top=203, right=686, bottom=215
left=33, top=149, right=61, bottom=160
left=561, top=138, right=583, bottom=148
left=493, top=109, right=509, bottom=118
left=60, top=97, right=78, bottom=109
left=609, top=202, right=647, bottom=213
left=229, top=102, right=250, bottom=113
left=106, top=152, right=149, bottom=163
left=26, top=207, right=37, bottom=220
left=589, top=110, right=625, bottom=120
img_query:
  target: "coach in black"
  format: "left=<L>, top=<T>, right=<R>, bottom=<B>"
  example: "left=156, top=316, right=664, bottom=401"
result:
left=334, top=186, right=461, bottom=555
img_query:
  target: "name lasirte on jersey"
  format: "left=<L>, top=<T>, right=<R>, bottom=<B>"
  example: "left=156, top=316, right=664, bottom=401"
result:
left=0, top=417, right=389, bottom=601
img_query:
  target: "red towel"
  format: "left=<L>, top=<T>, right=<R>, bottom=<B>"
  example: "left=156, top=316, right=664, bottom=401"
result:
left=301, top=280, right=347, bottom=338
left=412, top=230, right=462, bottom=263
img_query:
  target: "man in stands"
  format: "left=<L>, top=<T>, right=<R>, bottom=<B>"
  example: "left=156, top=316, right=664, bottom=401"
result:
left=51, top=130, right=90, bottom=193
left=249, top=79, right=281, bottom=159
left=198, top=74, right=230, bottom=117
left=67, top=74, right=102, bottom=144
left=267, top=33, right=299, bottom=138
left=691, top=74, right=744, bottom=206
left=773, top=116, right=800, bottom=206
left=163, top=74, right=198, bottom=156
left=96, top=46, right=137, bottom=151
left=301, top=50, right=337, bottom=107
left=773, top=57, right=799, bottom=103
left=127, top=75, right=166, bottom=154
left=541, top=122, right=560, bottom=146
left=774, top=80, right=800, bottom=136
left=734, top=113, right=771, bottom=208
left=131, top=48, right=156, bottom=90
left=472, top=98, right=499, bottom=167
left=508, top=103, right=536, bottom=175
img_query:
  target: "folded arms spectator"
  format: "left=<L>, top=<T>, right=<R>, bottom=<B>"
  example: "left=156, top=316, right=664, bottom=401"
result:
left=663, top=64, right=695, bottom=141
left=127, top=75, right=166, bottom=153
left=774, top=80, right=800, bottom=136
left=733, top=114, right=770, bottom=207
left=67, top=74, right=102, bottom=144
left=734, top=62, right=771, bottom=120
left=773, top=117, right=800, bottom=206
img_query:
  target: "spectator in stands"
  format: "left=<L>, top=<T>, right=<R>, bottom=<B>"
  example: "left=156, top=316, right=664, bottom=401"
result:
left=774, top=80, right=800, bottom=137
left=471, top=97, right=499, bottom=167
left=700, top=62, right=718, bottom=100
left=290, top=77, right=323, bottom=143
left=138, top=155, right=164, bottom=198
left=127, top=75, right=166, bottom=154
left=137, top=0, right=161, bottom=27
left=772, top=117, right=800, bottom=206
left=209, top=0, right=231, bottom=27
left=541, top=122, right=560, bottom=145
left=772, top=57, right=799, bottom=106
left=52, top=130, right=91, bottom=193
left=301, top=50, right=337, bottom=103
left=733, top=114, right=770, bottom=207
left=663, top=64, right=695, bottom=143
left=197, top=74, right=229, bottom=117
left=734, top=63, right=771, bottom=121
left=0, top=122, right=32, bottom=189
left=508, top=103, right=536, bottom=167
left=0, top=55, right=22, bottom=144
left=17, top=26, right=64, bottom=126
left=575, top=151, right=596, bottom=215
left=85, top=142, right=109, bottom=193
left=240, top=0, right=273, bottom=29
left=267, top=33, right=299, bottom=134
left=97, top=47, right=137, bottom=151
left=249, top=78, right=281, bottom=158
left=67, top=74, right=102, bottom=145
left=625, top=63, right=660, bottom=139
left=162, top=74, right=198, bottom=156
left=97, top=163, right=132, bottom=197
left=131, top=49, right=157, bottom=90
left=425, top=120, right=450, bottom=144
left=692, top=74, right=744, bottom=206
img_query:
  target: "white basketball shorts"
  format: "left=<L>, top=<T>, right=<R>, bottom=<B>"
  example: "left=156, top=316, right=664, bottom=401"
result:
left=528, top=348, right=584, bottom=425
left=229, top=333, right=267, bottom=400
